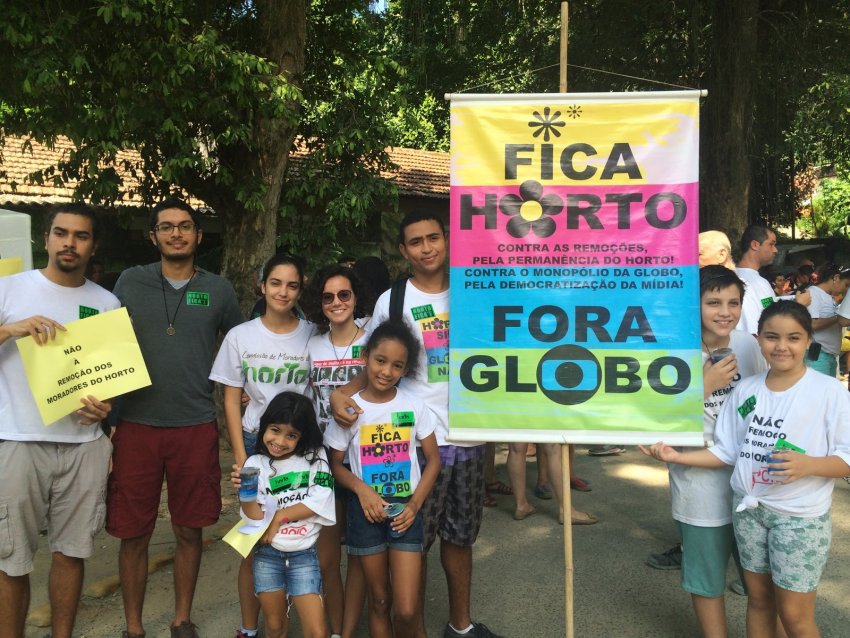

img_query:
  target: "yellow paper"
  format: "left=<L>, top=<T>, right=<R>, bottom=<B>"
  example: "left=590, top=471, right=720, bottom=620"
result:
left=0, top=257, right=23, bottom=277
left=16, top=307, right=152, bottom=425
left=223, top=520, right=268, bottom=558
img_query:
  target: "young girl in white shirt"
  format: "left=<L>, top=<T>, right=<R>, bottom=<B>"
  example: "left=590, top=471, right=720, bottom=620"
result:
left=325, top=320, right=441, bottom=638
left=238, top=391, right=335, bottom=638
left=642, top=300, right=850, bottom=637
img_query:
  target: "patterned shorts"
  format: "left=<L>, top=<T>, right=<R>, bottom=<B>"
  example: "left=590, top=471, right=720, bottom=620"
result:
left=733, top=497, right=831, bottom=593
left=418, top=445, right=486, bottom=550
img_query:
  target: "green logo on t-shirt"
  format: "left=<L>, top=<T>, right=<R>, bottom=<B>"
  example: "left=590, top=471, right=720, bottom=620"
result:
left=79, top=305, right=99, bottom=318
left=269, top=471, right=310, bottom=494
left=760, top=297, right=774, bottom=309
left=411, top=304, right=435, bottom=320
left=392, top=411, right=415, bottom=427
left=737, top=395, right=757, bottom=418
left=352, top=345, right=363, bottom=359
left=186, top=291, right=210, bottom=306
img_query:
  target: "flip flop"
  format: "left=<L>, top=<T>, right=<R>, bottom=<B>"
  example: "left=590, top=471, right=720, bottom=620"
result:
left=570, top=477, right=592, bottom=492
left=485, top=480, right=513, bottom=495
left=483, top=491, right=497, bottom=507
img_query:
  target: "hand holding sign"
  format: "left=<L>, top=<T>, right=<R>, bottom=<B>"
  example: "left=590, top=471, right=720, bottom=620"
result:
left=0, top=314, right=66, bottom=346
left=16, top=307, right=151, bottom=425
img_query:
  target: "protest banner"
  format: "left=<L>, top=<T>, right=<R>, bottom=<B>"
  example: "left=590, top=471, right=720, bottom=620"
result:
left=448, top=91, right=704, bottom=445
left=16, top=306, right=151, bottom=424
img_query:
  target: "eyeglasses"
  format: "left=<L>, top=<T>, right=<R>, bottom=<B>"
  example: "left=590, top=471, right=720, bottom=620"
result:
left=321, top=289, right=353, bottom=305
left=154, top=221, right=197, bottom=234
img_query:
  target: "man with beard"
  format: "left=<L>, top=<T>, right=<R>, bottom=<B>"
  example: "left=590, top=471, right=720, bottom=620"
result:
left=107, top=198, right=243, bottom=638
left=0, top=203, right=117, bottom=638
left=735, top=224, right=779, bottom=335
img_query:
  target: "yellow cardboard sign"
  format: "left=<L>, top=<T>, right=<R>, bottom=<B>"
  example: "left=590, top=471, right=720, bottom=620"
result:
left=16, top=307, right=151, bottom=425
left=223, top=520, right=268, bottom=558
left=0, top=257, right=23, bottom=277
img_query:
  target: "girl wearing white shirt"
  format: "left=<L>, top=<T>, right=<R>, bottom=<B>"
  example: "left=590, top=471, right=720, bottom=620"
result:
left=642, top=300, right=850, bottom=637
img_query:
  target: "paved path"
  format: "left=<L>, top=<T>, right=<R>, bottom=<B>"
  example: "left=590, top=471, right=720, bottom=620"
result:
left=24, top=446, right=850, bottom=637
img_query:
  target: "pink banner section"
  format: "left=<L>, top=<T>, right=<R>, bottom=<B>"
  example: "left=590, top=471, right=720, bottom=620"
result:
left=450, top=182, right=698, bottom=267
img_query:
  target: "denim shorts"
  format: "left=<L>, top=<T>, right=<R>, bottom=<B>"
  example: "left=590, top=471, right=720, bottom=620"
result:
left=346, top=494, right=423, bottom=555
left=252, top=544, right=322, bottom=596
left=242, top=430, right=259, bottom=457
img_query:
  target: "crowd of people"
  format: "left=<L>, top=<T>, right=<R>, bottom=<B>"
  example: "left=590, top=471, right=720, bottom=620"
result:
left=2, top=201, right=850, bottom=638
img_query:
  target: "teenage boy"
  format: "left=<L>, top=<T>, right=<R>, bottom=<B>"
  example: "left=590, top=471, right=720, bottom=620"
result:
left=107, top=198, right=243, bottom=638
left=0, top=203, right=117, bottom=638
left=333, top=210, right=501, bottom=638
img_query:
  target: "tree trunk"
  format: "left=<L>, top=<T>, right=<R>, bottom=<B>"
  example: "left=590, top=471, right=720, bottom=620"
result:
left=219, top=0, right=307, bottom=315
left=700, top=0, right=758, bottom=244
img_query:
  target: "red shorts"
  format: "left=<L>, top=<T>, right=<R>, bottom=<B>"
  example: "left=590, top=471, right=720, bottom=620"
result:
left=106, top=420, right=221, bottom=538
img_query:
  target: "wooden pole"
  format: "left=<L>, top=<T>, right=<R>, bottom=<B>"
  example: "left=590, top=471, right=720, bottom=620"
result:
left=559, top=5, right=574, bottom=638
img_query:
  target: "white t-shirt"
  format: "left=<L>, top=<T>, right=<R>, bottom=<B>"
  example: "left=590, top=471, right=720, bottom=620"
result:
left=808, top=285, right=841, bottom=355
left=243, top=448, right=336, bottom=552
left=308, top=330, right=367, bottom=433
left=669, top=330, right=767, bottom=526
left=0, top=270, right=120, bottom=442
left=710, top=368, right=850, bottom=517
left=369, top=280, right=458, bottom=445
left=324, top=388, right=437, bottom=498
left=209, top=317, right=316, bottom=433
left=735, top=267, right=776, bottom=335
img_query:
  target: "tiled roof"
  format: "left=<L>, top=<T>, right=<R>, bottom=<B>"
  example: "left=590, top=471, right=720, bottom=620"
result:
left=0, top=135, right=149, bottom=206
left=0, top=135, right=449, bottom=207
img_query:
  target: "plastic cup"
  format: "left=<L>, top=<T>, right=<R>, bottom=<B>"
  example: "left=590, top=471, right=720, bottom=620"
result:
left=384, top=502, right=405, bottom=538
left=709, top=347, right=733, bottom=364
left=239, top=466, right=260, bottom=502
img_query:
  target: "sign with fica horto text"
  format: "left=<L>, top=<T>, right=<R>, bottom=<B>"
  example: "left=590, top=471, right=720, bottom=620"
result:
left=16, top=307, right=152, bottom=424
left=448, top=91, right=704, bottom=445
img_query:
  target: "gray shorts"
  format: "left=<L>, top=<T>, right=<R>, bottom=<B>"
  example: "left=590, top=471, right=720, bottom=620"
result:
left=0, top=436, right=112, bottom=577
left=733, top=497, right=832, bottom=593
left=419, top=444, right=486, bottom=550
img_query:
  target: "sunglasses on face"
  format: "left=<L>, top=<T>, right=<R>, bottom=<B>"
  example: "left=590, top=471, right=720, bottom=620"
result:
left=321, top=289, right=353, bottom=305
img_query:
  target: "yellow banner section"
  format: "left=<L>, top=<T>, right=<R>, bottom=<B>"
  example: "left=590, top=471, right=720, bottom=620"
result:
left=16, top=307, right=152, bottom=425
left=0, top=257, right=23, bottom=277
left=451, top=100, right=699, bottom=186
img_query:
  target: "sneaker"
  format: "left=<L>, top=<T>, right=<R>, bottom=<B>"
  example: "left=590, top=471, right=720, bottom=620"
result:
left=533, top=484, right=553, bottom=500
left=234, top=631, right=257, bottom=638
left=443, top=622, right=503, bottom=638
left=171, top=622, right=199, bottom=638
left=645, top=544, right=682, bottom=570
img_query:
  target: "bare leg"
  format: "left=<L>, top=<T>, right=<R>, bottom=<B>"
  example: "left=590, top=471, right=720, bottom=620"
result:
left=291, top=593, right=329, bottom=638
left=744, top=570, right=778, bottom=638
left=507, top=443, right=534, bottom=518
left=317, top=521, right=344, bottom=635
left=171, top=524, right=202, bottom=627
left=775, top=586, right=819, bottom=638
left=389, top=549, right=423, bottom=637
left=0, top=570, right=29, bottom=638
left=237, top=555, right=260, bottom=633
left=341, top=553, right=366, bottom=638
left=49, top=552, right=84, bottom=638
left=359, top=551, right=392, bottom=638
left=257, top=590, right=289, bottom=638
left=413, top=554, right=428, bottom=638
left=441, top=540, right=472, bottom=630
left=545, top=444, right=594, bottom=524
left=119, top=533, right=153, bottom=637
left=691, top=594, right=728, bottom=638
left=536, top=444, right=550, bottom=489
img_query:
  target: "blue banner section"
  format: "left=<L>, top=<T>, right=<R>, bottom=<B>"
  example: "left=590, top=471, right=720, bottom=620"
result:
left=450, top=265, right=699, bottom=350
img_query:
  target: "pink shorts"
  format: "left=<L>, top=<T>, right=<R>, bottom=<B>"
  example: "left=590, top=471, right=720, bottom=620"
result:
left=106, top=420, right=221, bottom=538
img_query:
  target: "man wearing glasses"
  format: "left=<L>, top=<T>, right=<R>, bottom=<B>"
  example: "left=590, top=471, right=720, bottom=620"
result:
left=107, top=198, right=243, bottom=638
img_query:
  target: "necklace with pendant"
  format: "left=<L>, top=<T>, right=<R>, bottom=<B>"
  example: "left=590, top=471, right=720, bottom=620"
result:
left=331, top=326, right=361, bottom=361
left=160, top=268, right=194, bottom=336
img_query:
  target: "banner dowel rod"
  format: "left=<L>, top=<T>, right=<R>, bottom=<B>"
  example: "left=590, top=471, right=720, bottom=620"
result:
left=562, top=444, right=575, bottom=638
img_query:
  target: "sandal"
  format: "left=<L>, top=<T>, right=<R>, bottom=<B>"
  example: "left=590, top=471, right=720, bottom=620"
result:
left=570, top=477, right=592, bottom=492
left=485, top=480, right=513, bottom=495
left=483, top=491, right=497, bottom=507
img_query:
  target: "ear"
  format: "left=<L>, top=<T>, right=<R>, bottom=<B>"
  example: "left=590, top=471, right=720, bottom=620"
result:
left=196, top=228, right=203, bottom=246
left=43, top=232, right=49, bottom=250
left=398, top=242, right=408, bottom=260
left=149, top=230, right=157, bottom=247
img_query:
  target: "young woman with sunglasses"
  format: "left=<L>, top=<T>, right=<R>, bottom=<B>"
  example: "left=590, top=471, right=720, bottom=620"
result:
left=303, top=264, right=376, bottom=638
left=210, top=253, right=317, bottom=638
